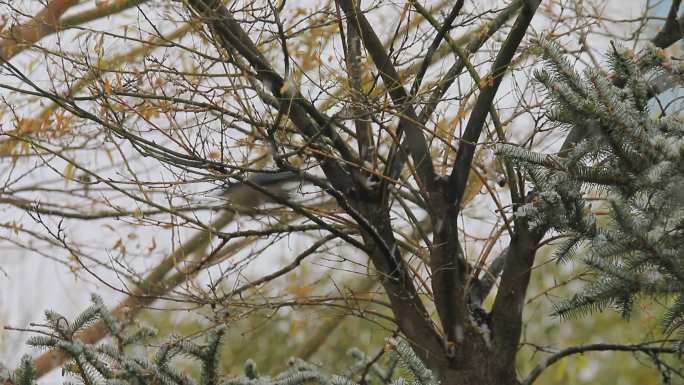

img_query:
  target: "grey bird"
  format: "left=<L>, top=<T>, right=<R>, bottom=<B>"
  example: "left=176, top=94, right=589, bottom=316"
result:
left=220, top=170, right=302, bottom=209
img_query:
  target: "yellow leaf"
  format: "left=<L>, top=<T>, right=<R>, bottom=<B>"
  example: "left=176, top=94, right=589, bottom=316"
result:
left=64, top=163, right=76, bottom=181
left=112, top=238, right=125, bottom=253
left=288, top=283, right=313, bottom=298
left=20, top=140, right=30, bottom=155
left=0, top=139, right=16, bottom=156
left=105, top=148, right=115, bottom=165
left=17, top=118, right=39, bottom=134
left=103, top=80, right=112, bottom=94
left=456, top=104, right=467, bottom=121
left=479, top=75, right=495, bottom=89
left=280, top=81, right=291, bottom=95
left=289, top=319, right=302, bottom=337
left=460, top=168, right=483, bottom=209
left=54, top=112, right=73, bottom=134
left=10, top=221, right=22, bottom=236
left=141, top=104, right=160, bottom=120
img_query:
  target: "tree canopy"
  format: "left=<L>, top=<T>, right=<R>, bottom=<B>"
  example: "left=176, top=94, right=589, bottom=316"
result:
left=1, top=1, right=683, bottom=385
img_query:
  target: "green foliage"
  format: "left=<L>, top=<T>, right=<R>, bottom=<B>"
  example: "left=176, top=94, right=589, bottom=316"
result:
left=387, top=339, right=437, bottom=385
left=10, top=297, right=437, bottom=385
left=11, top=356, right=35, bottom=385
left=498, top=36, right=684, bottom=350
left=518, top=246, right=679, bottom=384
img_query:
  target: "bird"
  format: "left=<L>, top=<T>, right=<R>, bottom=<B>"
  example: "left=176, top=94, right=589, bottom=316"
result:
left=220, top=170, right=302, bottom=209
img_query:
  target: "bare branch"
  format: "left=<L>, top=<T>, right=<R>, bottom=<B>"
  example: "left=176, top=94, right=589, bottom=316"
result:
left=652, top=0, right=683, bottom=48
left=522, top=343, right=680, bottom=385
left=337, top=0, right=437, bottom=192
left=447, top=1, right=540, bottom=206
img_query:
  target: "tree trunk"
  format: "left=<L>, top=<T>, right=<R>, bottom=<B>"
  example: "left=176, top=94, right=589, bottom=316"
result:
left=435, top=335, right=521, bottom=385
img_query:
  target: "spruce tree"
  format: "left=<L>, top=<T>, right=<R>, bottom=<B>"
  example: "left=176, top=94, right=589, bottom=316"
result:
left=4, top=295, right=437, bottom=385
left=497, top=36, right=684, bottom=350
